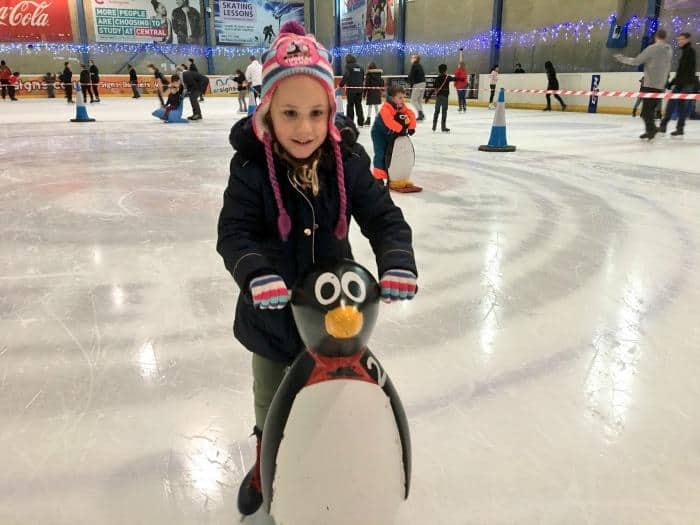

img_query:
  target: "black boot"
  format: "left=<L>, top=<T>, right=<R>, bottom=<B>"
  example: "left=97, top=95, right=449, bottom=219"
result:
left=238, top=427, right=263, bottom=516
left=657, top=122, right=667, bottom=133
left=418, top=111, right=425, bottom=121
left=671, top=129, right=684, bottom=136
left=542, top=106, right=551, bottom=111
left=365, top=117, right=371, bottom=126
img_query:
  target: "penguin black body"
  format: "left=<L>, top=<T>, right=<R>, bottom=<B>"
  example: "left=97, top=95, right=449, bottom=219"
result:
left=260, top=259, right=411, bottom=525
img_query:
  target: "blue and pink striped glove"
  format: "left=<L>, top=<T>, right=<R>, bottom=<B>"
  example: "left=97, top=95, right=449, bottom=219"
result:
left=250, top=274, right=289, bottom=310
left=379, top=270, right=418, bottom=302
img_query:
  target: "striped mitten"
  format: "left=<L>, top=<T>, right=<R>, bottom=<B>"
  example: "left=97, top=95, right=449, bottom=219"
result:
left=250, top=275, right=289, bottom=310
left=379, top=270, right=418, bottom=302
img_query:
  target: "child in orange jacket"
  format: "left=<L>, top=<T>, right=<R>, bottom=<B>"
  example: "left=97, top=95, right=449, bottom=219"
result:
left=370, top=85, right=418, bottom=191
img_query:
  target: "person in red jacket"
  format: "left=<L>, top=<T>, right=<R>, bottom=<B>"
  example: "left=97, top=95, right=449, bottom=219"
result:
left=0, top=60, right=11, bottom=100
left=454, top=49, right=468, bottom=112
left=7, top=71, right=19, bottom=101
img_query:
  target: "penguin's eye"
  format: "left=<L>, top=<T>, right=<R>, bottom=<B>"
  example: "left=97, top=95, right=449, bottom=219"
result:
left=341, top=271, right=366, bottom=303
left=314, top=273, right=341, bottom=305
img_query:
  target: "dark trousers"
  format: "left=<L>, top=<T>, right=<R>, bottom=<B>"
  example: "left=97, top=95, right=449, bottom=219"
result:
left=252, top=85, right=261, bottom=103
left=346, top=91, right=364, bottom=125
left=131, top=81, right=140, bottom=98
left=489, top=84, right=496, bottom=103
left=64, top=83, right=73, bottom=102
left=189, top=90, right=202, bottom=117
left=546, top=94, right=565, bottom=108
left=81, top=83, right=94, bottom=102
left=457, top=89, right=467, bottom=110
left=157, top=89, right=165, bottom=106
left=640, top=87, right=662, bottom=134
left=661, top=84, right=694, bottom=131
left=433, top=94, right=449, bottom=130
left=92, top=81, right=100, bottom=100
left=1, top=79, right=8, bottom=99
left=8, top=85, right=16, bottom=100
left=47, top=84, right=55, bottom=98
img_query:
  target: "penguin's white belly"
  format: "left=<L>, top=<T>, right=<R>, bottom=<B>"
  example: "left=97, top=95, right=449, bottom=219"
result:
left=389, top=135, right=415, bottom=180
left=270, top=380, right=405, bottom=525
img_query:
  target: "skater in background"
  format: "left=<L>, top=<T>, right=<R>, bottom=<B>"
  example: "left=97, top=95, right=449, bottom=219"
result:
left=178, top=64, right=203, bottom=120
left=371, top=85, right=418, bottom=191
left=61, top=62, right=74, bottom=103
left=89, top=60, right=100, bottom=102
left=514, top=63, right=526, bottom=73
left=128, top=64, right=141, bottom=98
left=0, top=60, right=11, bottom=100
left=407, top=53, right=426, bottom=120
left=79, top=64, right=95, bottom=103
left=245, top=55, right=263, bottom=104
left=454, top=48, right=468, bottom=112
left=658, top=32, right=696, bottom=137
left=543, top=61, right=566, bottom=111
left=364, top=61, right=384, bottom=125
left=148, top=64, right=169, bottom=106
left=615, top=29, right=672, bottom=140
left=43, top=72, right=56, bottom=98
left=488, top=65, right=498, bottom=109
left=7, top=71, right=19, bottom=101
left=232, top=69, right=248, bottom=112
left=263, top=24, right=275, bottom=44
left=199, top=73, right=209, bottom=102
left=188, top=58, right=198, bottom=72
left=432, top=64, right=453, bottom=132
left=339, top=54, right=366, bottom=127
left=216, top=22, right=417, bottom=517
left=632, top=75, right=644, bottom=117
left=160, top=75, right=183, bottom=122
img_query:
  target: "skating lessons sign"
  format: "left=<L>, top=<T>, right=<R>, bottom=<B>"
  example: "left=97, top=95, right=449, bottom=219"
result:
left=339, top=0, right=396, bottom=45
left=90, top=0, right=204, bottom=44
left=0, top=0, right=73, bottom=41
left=214, top=1, right=304, bottom=45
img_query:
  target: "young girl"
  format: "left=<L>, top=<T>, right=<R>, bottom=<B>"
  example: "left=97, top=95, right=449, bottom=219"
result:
left=488, top=65, right=499, bottom=109
left=216, top=22, right=418, bottom=517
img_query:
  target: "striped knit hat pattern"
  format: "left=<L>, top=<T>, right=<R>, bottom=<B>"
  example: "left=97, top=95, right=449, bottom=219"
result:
left=252, top=21, right=347, bottom=242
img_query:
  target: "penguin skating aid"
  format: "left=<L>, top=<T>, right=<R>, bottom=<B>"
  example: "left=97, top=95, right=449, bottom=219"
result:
left=261, top=259, right=411, bottom=525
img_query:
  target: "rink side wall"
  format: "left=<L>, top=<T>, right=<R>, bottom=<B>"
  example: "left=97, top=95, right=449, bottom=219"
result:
left=14, top=71, right=694, bottom=115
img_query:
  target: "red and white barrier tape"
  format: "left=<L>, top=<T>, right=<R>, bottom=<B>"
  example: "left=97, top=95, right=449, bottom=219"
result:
left=503, top=88, right=700, bottom=100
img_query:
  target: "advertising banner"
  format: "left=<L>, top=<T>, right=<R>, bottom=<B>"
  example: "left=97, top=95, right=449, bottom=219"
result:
left=0, top=0, right=73, bottom=41
left=91, top=0, right=204, bottom=44
left=213, top=1, right=304, bottom=46
left=339, top=0, right=396, bottom=46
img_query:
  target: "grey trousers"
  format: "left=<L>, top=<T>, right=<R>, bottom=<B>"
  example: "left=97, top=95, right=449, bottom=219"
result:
left=410, top=81, right=426, bottom=114
left=252, top=354, right=288, bottom=429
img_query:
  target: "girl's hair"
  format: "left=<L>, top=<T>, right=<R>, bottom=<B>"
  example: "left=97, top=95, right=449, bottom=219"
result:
left=147, top=63, right=156, bottom=69
left=345, top=54, right=356, bottom=64
left=438, top=64, right=447, bottom=73
left=368, top=62, right=377, bottom=69
left=235, top=69, right=243, bottom=75
left=545, top=61, right=554, bottom=72
left=388, top=85, right=405, bottom=97
left=490, top=65, right=498, bottom=72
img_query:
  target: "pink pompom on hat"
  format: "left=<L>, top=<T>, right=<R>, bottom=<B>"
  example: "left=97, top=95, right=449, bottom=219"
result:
left=252, top=21, right=347, bottom=242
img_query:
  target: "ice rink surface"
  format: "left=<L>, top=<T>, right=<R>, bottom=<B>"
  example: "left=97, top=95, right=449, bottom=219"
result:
left=1, top=97, right=699, bottom=524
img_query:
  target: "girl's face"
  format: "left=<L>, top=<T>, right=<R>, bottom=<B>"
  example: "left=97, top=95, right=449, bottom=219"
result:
left=393, top=91, right=405, bottom=107
left=270, top=75, right=329, bottom=161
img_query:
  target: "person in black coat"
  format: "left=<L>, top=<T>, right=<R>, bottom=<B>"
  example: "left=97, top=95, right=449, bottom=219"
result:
left=128, top=64, right=140, bottom=98
left=88, top=60, right=100, bottom=102
left=198, top=74, right=209, bottom=102
left=60, top=62, right=73, bottom=103
left=659, top=32, right=696, bottom=136
left=188, top=58, right=198, bottom=72
left=217, top=115, right=416, bottom=366
left=407, top=54, right=426, bottom=120
left=148, top=63, right=169, bottom=106
left=179, top=65, right=202, bottom=120
left=363, top=62, right=384, bottom=125
left=339, top=54, right=366, bottom=126
left=172, top=0, right=202, bottom=44
left=432, top=63, right=454, bottom=132
left=543, top=61, right=566, bottom=111
left=79, top=64, right=94, bottom=103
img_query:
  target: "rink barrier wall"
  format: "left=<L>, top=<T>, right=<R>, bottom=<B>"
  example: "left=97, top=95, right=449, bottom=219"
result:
left=10, top=72, right=698, bottom=115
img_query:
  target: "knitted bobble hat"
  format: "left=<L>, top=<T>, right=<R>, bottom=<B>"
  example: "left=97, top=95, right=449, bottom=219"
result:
left=253, top=21, right=347, bottom=241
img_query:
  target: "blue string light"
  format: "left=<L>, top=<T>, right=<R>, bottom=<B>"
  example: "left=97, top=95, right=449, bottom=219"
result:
left=0, top=13, right=697, bottom=58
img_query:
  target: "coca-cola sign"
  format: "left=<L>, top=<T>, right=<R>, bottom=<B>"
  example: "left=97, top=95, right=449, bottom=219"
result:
left=0, top=0, right=73, bottom=41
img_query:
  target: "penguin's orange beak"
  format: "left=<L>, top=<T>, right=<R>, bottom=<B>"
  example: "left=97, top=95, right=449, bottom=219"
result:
left=324, top=305, right=363, bottom=339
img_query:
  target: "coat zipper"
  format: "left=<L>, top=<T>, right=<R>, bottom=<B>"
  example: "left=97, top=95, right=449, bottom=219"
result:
left=287, top=170, right=316, bottom=264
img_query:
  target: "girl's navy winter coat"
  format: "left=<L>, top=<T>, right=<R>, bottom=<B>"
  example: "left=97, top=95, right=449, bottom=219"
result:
left=217, top=117, right=417, bottom=363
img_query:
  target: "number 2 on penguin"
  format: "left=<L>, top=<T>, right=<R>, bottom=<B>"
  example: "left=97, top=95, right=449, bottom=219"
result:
left=367, top=356, right=387, bottom=388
